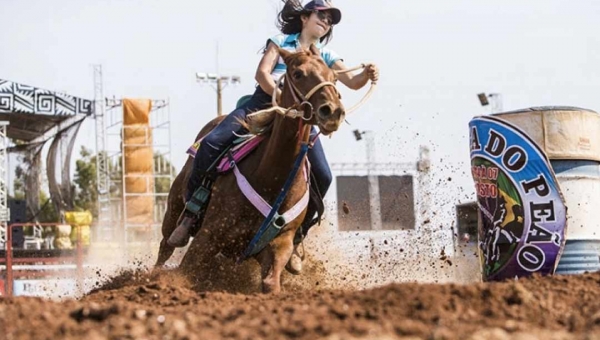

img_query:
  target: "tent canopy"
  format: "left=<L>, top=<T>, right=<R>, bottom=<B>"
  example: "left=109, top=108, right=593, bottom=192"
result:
left=0, top=78, right=94, bottom=142
left=0, top=78, right=94, bottom=220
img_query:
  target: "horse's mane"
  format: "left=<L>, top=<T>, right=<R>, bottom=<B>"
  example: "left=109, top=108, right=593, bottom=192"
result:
left=240, top=109, right=277, bottom=136
left=240, top=50, right=316, bottom=136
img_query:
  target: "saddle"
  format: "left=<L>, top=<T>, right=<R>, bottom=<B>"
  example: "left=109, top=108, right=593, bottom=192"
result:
left=185, top=134, right=325, bottom=234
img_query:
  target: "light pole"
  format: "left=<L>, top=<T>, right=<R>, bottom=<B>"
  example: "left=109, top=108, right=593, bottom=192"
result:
left=353, top=129, right=381, bottom=230
left=195, top=73, right=241, bottom=116
left=353, top=129, right=375, bottom=174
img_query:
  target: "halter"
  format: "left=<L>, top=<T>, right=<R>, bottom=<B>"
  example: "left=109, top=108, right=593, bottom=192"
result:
left=285, top=73, right=337, bottom=122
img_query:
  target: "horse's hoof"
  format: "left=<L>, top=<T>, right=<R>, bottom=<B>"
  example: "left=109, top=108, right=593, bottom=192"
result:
left=285, top=251, right=303, bottom=275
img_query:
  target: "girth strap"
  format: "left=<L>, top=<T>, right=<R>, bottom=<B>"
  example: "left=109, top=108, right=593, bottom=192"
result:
left=232, top=161, right=310, bottom=224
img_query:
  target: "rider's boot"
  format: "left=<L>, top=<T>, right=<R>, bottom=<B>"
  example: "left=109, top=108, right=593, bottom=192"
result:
left=167, top=211, right=197, bottom=247
left=167, top=183, right=212, bottom=248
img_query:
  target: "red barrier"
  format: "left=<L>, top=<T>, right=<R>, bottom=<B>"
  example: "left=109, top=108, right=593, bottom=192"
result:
left=2, top=223, right=86, bottom=297
left=0, top=278, right=5, bottom=297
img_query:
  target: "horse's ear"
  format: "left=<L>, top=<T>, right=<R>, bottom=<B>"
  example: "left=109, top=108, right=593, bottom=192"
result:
left=309, top=43, right=320, bottom=57
left=278, top=46, right=292, bottom=61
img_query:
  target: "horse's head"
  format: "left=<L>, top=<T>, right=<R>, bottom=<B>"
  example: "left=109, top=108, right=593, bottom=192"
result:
left=278, top=44, right=345, bottom=135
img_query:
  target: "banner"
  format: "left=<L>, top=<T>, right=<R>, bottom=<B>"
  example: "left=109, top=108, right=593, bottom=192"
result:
left=469, top=116, right=567, bottom=281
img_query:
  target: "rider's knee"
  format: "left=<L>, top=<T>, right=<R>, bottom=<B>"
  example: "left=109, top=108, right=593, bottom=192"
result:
left=323, top=167, right=333, bottom=186
left=201, top=132, right=223, bottom=150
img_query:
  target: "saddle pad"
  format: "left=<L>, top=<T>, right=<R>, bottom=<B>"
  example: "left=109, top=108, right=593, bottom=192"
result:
left=217, top=135, right=265, bottom=173
left=185, top=134, right=266, bottom=173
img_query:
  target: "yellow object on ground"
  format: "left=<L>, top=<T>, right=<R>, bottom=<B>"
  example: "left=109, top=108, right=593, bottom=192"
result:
left=65, top=211, right=92, bottom=246
left=54, top=224, right=73, bottom=249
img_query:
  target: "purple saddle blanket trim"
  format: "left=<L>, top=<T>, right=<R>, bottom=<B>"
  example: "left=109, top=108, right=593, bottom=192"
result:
left=185, top=135, right=266, bottom=173
left=186, top=139, right=203, bottom=158
left=217, top=135, right=265, bottom=173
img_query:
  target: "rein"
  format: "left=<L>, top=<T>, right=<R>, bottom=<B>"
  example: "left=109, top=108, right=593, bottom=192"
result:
left=334, top=64, right=378, bottom=114
left=246, top=63, right=376, bottom=121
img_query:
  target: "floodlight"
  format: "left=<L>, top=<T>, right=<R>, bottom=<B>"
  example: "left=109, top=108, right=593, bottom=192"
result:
left=477, top=93, right=489, bottom=106
left=196, top=73, right=208, bottom=82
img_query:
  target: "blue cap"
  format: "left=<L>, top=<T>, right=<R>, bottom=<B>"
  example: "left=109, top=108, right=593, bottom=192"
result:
left=303, top=0, right=342, bottom=25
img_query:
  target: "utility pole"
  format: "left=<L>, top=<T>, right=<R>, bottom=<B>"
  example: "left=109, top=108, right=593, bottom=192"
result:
left=217, top=77, right=223, bottom=116
left=196, top=42, right=240, bottom=116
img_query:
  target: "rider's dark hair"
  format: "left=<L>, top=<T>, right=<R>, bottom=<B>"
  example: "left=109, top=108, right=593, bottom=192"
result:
left=276, top=0, right=334, bottom=45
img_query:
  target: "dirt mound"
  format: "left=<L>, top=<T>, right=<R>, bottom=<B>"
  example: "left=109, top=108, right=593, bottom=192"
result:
left=3, top=268, right=600, bottom=339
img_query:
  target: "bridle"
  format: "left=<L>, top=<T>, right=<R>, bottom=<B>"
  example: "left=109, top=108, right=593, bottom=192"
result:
left=280, top=71, right=338, bottom=122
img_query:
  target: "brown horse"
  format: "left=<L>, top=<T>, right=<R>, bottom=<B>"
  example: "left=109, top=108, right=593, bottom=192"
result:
left=155, top=44, right=345, bottom=293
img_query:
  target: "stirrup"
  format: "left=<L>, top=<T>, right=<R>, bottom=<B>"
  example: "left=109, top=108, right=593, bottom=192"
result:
left=185, top=185, right=212, bottom=216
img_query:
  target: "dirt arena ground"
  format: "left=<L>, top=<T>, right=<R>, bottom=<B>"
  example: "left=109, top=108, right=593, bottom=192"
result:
left=0, top=205, right=595, bottom=340
left=3, top=269, right=600, bottom=340
left=3, top=246, right=600, bottom=340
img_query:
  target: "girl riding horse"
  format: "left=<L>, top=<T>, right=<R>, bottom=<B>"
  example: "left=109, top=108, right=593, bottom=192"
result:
left=168, top=0, right=379, bottom=274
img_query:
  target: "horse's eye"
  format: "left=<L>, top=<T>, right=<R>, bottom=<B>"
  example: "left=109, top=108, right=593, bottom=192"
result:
left=293, top=70, right=303, bottom=80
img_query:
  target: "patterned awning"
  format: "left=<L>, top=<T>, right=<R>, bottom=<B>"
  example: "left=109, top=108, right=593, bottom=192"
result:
left=0, top=78, right=94, bottom=141
left=0, top=78, right=94, bottom=116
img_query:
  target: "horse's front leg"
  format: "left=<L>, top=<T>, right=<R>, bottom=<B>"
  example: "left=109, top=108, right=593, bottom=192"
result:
left=155, top=169, right=188, bottom=268
left=179, top=228, right=221, bottom=284
left=256, top=229, right=296, bottom=294
left=155, top=238, right=176, bottom=269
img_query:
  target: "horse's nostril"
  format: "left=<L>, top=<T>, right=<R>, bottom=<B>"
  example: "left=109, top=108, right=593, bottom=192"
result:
left=318, top=105, right=333, bottom=117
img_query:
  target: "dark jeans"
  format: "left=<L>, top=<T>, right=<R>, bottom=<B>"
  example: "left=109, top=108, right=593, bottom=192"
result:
left=186, top=86, right=332, bottom=236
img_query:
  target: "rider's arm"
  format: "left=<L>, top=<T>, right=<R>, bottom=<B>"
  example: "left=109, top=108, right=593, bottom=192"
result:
left=255, top=42, right=282, bottom=99
left=332, top=60, right=377, bottom=90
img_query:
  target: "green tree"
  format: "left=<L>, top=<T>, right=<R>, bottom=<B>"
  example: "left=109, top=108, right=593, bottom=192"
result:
left=73, top=146, right=98, bottom=216
left=11, top=163, right=59, bottom=223
left=12, top=164, right=25, bottom=200
left=71, top=146, right=176, bottom=218
left=154, top=153, right=176, bottom=194
left=37, top=190, right=59, bottom=223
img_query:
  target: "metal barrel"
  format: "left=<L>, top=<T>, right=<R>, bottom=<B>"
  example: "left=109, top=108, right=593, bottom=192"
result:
left=552, top=160, right=600, bottom=275
left=491, top=107, right=600, bottom=277
left=555, top=240, right=600, bottom=275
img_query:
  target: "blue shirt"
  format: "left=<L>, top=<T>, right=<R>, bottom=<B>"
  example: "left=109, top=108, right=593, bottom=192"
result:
left=267, top=33, right=343, bottom=81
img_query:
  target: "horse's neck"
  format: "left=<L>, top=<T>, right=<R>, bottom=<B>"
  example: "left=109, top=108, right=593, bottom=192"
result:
left=255, top=95, right=309, bottom=178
